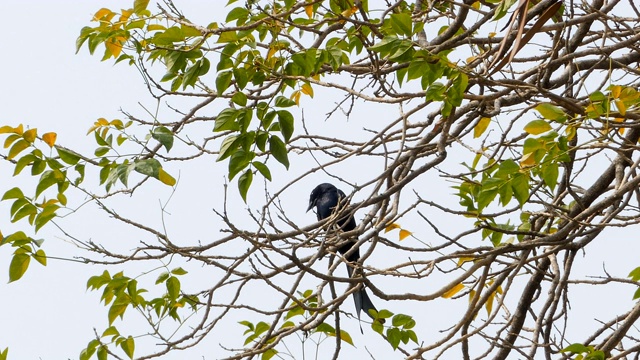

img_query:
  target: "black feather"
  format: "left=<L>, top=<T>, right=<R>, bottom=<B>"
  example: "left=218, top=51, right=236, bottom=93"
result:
left=307, top=183, right=380, bottom=323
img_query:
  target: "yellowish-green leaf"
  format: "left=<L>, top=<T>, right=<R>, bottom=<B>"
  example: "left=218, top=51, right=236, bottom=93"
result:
left=9, top=253, right=30, bottom=282
left=457, top=256, right=475, bottom=266
left=474, top=117, right=490, bottom=138
left=535, top=103, right=566, bottom=122
left=524, top=120, right=551, bottom=135
left=158, top=168, right=176, bottom=186
left=8, top=139, right=30, bottom=160
left=121, top=336, right=135, bottom=359
left=339, top=329, right=354, bottom=346
left=34, top=249, right=47, bottom=266
left=442, top=283, right=465, bottom=299
left=147, top=24, right=166, bottom=31
left=23, top=128, right=37, bottom=143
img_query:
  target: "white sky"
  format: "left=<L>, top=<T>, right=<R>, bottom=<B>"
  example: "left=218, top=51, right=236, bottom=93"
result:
left=0, top=1, right=638, bottom=360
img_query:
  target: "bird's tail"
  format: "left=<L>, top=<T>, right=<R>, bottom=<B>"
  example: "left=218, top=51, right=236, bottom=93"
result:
left=344, top=260, right=380, bottom=322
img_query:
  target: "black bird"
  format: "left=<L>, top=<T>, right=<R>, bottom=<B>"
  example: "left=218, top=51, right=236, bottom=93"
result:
left=307, top=183, right=380, bottom=323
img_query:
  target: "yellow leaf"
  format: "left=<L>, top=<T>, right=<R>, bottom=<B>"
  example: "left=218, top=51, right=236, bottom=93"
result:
left=468, top=289, right=476, bottom=302
left=520, top=152, right=536, bottom=168
left=105, top=36, right=126, bottom=58
left=158, top=168, right=176, bottom=186
left=42, top=132, right=57, bottom=147
left=457, top=257, right=475, bottom=266
left=486, top=290, right=496, bottom=315
left=15, top=124, right=24, bottom=135
left=23, top=128, right=37, bottom=143
left=385, top=223, right=401, bottom=233
left=119, top=8, right=133, bottom=24
left=471, top=1, right=481, bottom=9
left=466, top=56, right=478, bottom=63
left=93, top=8, right=115, bottom=22
left=615, top=100, right=626, bottom=116
left=610, top=85, right=622, bottom=98
left=488, top=32, right=497, bottom=38
left=301, top=83, right=314, bottom=97
left=399, top=229, right=412, bottom=241
left=474, top=117, right=490, bottom=138
left=290, top=90, right=301, bottom=106
left=305, top=4, right=314, bottom=18
left=311, top=74, right=320, bottom=81
left=267, top=46, right=277, bottom=60
left=442, top=283, right=465, bottom=299
left=0, top=125, right=17, bottom=134
left=341, top=6, right=358, bottom=18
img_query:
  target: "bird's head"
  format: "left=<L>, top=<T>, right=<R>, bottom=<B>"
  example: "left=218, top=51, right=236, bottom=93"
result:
left=307, top=183, right=337, bottom=212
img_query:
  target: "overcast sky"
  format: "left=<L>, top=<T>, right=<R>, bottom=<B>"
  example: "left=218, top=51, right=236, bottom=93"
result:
left=0, top=1, right=638, bottom=360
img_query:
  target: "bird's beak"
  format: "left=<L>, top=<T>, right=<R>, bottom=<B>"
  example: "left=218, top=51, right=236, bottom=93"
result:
left=306, top=201, right=314, bottom=212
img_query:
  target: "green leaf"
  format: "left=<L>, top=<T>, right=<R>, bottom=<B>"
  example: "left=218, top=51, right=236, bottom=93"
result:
left=628, top=267, right=640, bottom=281
left=511, top=173, right=529, bottom=206
left=97, top=346, right=107, bottom=360
left=9, top=253, right=30, bottom=282
left=33, top=249, right=47, bottom=266
left=171, top=267, right=188, bottom=275
left=389, top=13, right=413, bottom=37
left=387, top=327, right=402, bottom=349
left=80, top=340, right=99, bottom=360
left=277, top=110, right=294, bottom=142
left=216, top=70, right=233, bottom=95
left=541, top=162, right=559, bottom=191
left=232, top=92, right=248, bottom=106
left=121, top=336, right=135, bottom=359
left=228, top=149, right=252, bottom=180
left=108, top=301, right=128, bottom=325
left=166, top=276, right=181, bottom=300
left=214, top=108, right=240, bottom=132
left=2, top=187, right=24, bottom=200
left=151, top=127, right=174, bottom=152
left=426, top=82, right=446, bottom=101
left=536, top=103, right=567, bottom=123
left=561, top=343, right=589, bottom=353
left=261, top=349, right=278, bottom=360
left=238, top=169, right=253, bottom=201
left=133, top=0, right=150, bottom=14
left=274, top=96, right=296, bottom=108
left=156, top=272, right=170, bottom=284
left=269, top=136, right=289, bottom=169
left=252, top=161, right=272, bottom=181
left=134, top=158, right=161, bottom=178
left=391, top=314, right=412, bottom=327
left=524, top=120, right=552, bottom=135
left=95, top=146, right=110, bottom=157
left=217, top=134, right=240, bottom=162
left=8, top=139, right=30, bottom=160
